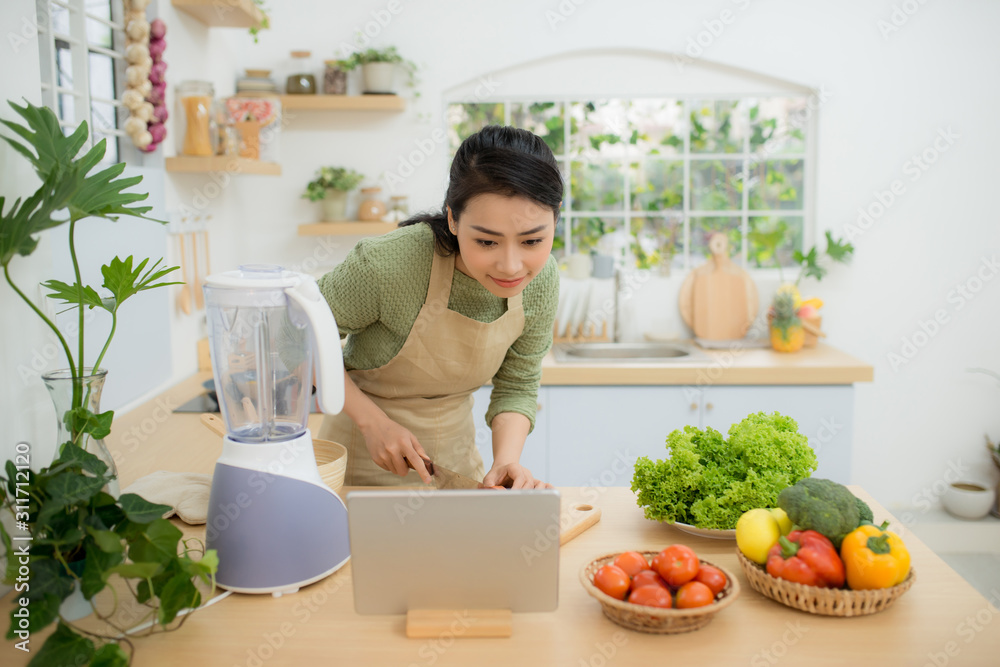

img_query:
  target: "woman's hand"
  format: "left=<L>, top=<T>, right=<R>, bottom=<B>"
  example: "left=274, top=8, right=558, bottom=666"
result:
left=358, top=415, right=432, bottom=484
left=482, top=462, right=553, bottom=490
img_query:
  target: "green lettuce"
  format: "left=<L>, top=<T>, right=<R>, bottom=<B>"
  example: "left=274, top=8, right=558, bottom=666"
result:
left=631, top=412, right=818, bottom=529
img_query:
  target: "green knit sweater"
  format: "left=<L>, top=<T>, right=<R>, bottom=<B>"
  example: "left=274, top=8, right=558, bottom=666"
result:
left=317, top=223, right=559, bottom=432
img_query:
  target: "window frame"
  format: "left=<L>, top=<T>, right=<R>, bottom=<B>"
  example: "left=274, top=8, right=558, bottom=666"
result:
left=37, top=0, right=138, bottom=164
left=445, top=94, right=818, bottom=277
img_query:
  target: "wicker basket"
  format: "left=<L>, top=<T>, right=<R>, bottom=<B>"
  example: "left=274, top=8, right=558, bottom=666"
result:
left=580, top=551, right=740, bottom=634
left=313, top=438, right=347, bottom=494
left=735, top=549, right=915, bottom=617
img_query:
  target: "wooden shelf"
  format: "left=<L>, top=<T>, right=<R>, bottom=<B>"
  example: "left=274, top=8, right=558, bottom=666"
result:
left=171, top=0, right=267, bottom=28
left=298, top=222, right=398, bottom=236
left=280, top=95, right=405, bottom=112
left=165, top=156, right=281, bottom=175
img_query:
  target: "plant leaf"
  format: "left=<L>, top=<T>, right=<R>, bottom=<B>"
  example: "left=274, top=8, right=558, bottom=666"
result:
left=106, top=561, right=162, bottom=579
left=2, top=100, right=89, bottom=179
left=0, top=520, right=16, bottom=586
left=24, top=559, right=75, bottom=603
left=85, top=527, right=121, bottom=554
left=127, top=519, right=182, bottom=565
left=118, top=493, right=172, bottom=524
left=100, top=256, right=182, bottom=312
left=26, top=621, right=95, bottom=667
left=157, top=573, right=200, bottom=625
left=184, top=549, right=219, bottom=583
left=0, top=170, right=72, bottom=267
left=40, top=278, right=107, bottom=312
left=91, top=642, right=130, bottom=667
left=81, top=542, right=122, bottom=599
left=46, top=471, right=107, bottom=506
left=63, top=407, right=115, bottom=440
left=57, top=442, right=109, bottom=477
left=824, top=230, right=854, bottom=263
left=7, top=592, right=62, bottom=639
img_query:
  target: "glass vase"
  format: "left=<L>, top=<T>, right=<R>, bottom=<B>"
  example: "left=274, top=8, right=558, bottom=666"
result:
left=42, top=368, right=121, bottom=497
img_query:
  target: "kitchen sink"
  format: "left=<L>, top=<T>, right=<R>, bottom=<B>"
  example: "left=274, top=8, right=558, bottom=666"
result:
left=551, top=342, right=709, bottom=363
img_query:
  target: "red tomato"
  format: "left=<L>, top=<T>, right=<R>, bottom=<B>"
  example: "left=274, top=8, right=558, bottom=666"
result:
left=630, top=570, right=669, bottom=592
left=613, top=551, right=651, bottom=578
left=695, top=565, right=727, bottom=596
left=593, top=564, right=630, bottom=600
left=654, top=545, right=700, bottom=587
left=675, top=581, right=714, bottom=609
left=628, top=585, right=672, bottom=608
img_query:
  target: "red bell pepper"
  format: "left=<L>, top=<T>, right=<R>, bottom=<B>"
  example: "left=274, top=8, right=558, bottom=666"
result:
left=765, top=529, right=845, bottom=588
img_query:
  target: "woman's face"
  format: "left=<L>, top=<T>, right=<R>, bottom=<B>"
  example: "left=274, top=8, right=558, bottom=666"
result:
left=449, top=194, right=556, bottom=299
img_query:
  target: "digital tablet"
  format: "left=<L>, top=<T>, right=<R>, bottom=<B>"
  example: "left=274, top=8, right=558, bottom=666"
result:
left=346, top=489, right=561, bottom=614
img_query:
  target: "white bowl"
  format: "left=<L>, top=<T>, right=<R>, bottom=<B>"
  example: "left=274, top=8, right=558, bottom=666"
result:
left=941, top=481, right=996, bottom=520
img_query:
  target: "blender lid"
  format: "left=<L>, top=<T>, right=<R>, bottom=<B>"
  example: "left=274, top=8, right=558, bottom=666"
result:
left=205, top=264, right=304, bottom=289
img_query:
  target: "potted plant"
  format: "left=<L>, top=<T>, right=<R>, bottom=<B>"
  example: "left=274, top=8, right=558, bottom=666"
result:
left=751, top=225, right=854, bottom=352
left=302, top=166, right=364, bottom=221
left=338, top=45, right=417, bottom=95
left=0, top=99, right=217, bottom=664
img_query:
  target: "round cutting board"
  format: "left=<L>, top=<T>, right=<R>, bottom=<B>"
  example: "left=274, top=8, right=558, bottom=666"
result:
left=679, top=234, right=758, bottom=340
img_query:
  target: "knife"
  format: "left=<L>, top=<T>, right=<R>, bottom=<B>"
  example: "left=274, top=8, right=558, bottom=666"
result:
left=405, top=455, right=483, bottom=490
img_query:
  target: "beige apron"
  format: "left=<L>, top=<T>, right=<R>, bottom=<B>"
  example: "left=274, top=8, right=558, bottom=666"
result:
left=319, top=250, right=526, bottom=486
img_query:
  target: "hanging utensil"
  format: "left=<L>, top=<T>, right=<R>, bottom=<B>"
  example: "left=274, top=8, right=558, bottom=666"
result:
left=192, top=231, right=204, bottom=310
left=177, top=232, right=192, bottom=315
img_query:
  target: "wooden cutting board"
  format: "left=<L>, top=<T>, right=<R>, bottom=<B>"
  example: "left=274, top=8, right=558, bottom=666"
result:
left=678, top=233, right=758, bottom=340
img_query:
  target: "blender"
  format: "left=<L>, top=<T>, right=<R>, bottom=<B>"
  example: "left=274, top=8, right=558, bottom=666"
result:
left=203, top=265, right=349, bottom=595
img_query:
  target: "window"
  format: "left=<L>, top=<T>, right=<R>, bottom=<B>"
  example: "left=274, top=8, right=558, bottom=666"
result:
left=37, top=0, right=128, bottom=164
left=447, top=97, right=811, bottom=274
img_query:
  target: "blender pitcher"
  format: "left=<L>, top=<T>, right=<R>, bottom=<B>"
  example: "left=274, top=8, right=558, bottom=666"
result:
left=203, top=265, right=349, bottom=595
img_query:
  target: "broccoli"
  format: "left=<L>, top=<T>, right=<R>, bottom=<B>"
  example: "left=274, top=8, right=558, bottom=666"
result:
left=777, top=478, right=860, bottom=548
left=854, top=495, right=874, bottom=524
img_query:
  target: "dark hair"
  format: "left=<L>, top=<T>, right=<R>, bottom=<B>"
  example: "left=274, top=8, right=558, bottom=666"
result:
left=399, top=125, right=563, bottom=255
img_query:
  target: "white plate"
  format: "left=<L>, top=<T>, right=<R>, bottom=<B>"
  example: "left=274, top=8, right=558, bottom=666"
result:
left=672, top=522, right=737, bottom=540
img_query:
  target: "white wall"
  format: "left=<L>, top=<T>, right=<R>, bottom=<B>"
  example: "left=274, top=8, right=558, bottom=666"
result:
left=5, top=0, right=998, bottom=513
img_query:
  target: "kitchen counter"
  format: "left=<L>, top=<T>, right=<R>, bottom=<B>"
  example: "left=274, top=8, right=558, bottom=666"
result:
left=6, top=377, right=997, bottom=666
left=540, top=342, right=873, bottom=385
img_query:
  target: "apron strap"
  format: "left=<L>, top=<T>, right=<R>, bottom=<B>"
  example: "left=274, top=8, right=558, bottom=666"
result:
left=428, top=251, right=454, bottom=304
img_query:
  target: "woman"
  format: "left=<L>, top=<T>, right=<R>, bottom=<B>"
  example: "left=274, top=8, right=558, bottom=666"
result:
left=317, top=125, right=561, bottom=489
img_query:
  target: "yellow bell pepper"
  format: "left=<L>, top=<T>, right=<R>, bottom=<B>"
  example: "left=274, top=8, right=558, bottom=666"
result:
left=839, top=522, right=911, bottom=590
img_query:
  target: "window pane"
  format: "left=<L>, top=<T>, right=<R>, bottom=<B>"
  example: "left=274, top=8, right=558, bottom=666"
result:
left=689, top=99, right=746, bottom=154
left=630, top=216, right=684, bottom=274
left=571, top=162, right=624, bottom=211
left=51, top=4, right=71, bottom=34
left=88, top=51, right=115, bottom=101
left=511, top=102, right=564, bottom=155
left=630, top=161, right=683, bottom=212
left=749, top=97, right=808, bottom=155
left=690, top=159, right=743, bottom=211
left=570, top=216, right=624, bottom=254
left=569, top=100, right=631, bottom=160
left=690, top=216, right=741, bottom=265
left=446, top=103, right=504, bottom=156
left=627, top=98, right=684, bottom=157
left=551, top=214, right=567, bottom=261
left=56, top=42, right=73, bottom=89
left=748, top=159, right=804, bottom=210
left=58, top=92, right=76, bottom=123
left=748, top=216, right=804, bottom=269
left=86, top=17, right=112, bottom=49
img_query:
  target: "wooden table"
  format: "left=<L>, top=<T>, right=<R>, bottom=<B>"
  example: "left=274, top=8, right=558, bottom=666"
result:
left=5, top=375, right=999, bottom=666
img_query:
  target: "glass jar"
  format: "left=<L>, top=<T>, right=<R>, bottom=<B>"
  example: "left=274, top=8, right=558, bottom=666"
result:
left=389, top=195, right=409, bottom=217
left=285, top=50, right=317, bottom=95
left=323, top=60, right=347, bottom=95
left=358, top=187, right=387, bottom=221
left=176, top=80, right=216, bottom=157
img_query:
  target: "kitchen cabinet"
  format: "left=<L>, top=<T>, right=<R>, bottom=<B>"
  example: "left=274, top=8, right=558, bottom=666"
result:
left=471, top=384, right=855, bottom=486
left=171, top=0, right=266, bottom=28
left=164, top=156, right=281, bottom=175
left=298, top=222, right=398, bottom=236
